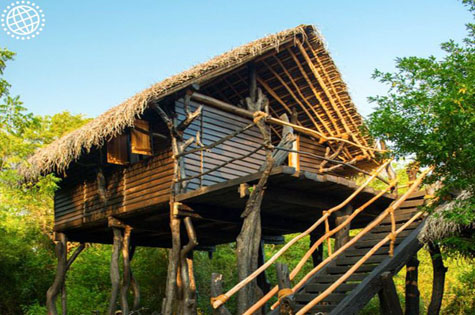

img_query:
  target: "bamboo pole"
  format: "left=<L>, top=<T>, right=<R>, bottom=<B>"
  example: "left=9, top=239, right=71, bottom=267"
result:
left=296, top=211, right=424, bottom=314
left=211, top=161, right=390, bottom=310
left=245, top=179, right=397, bottom=314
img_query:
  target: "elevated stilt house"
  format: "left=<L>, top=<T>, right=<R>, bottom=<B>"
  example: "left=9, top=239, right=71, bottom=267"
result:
left=23, top=25, right=430, bottom=314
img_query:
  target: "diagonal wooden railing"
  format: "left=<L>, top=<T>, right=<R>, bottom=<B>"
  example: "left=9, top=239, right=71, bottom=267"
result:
left=276, top=167, right=432, bottom=314
left=241, top=166, right=431, bottom=314
left=210, top=160, right=393, bottom=310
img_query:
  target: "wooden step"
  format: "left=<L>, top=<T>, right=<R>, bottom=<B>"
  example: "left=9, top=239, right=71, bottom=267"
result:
left=294, top=303, right=336, bottom=314
left=310, top=273, right=367, bottom=283
left=335, top=254, right=386, bottom=265
left=380, top=211, right=423, bottom=224
left=353, top=238, right=403, bottom=249
left=305, top=282, right=358, bottom=293
left=326, top=264, right=375, bottom=274
left=295, top=292, right=347, bottom=303
left=368, top=221, right=421, bottom=233
left=399, top=198, right=425, bottom=208
left=340, top=247, right=391, bottom=257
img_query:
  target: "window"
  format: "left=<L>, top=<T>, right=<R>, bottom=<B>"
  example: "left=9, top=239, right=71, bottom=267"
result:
left=107, top=134, right=129, bottom=165
left=131, top=119, right=152, bottom=156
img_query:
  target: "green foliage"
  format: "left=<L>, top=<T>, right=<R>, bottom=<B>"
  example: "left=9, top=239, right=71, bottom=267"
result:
left=367, top=1, right=475, bottom=253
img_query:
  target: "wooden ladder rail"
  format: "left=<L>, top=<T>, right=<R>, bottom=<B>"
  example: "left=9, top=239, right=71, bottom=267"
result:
left=210, top=160, right=392, bottom=310
left=267, top=166, right=431, bottom=311
left=293, top=167, right=432, bottom=314
left=245, top=179, right=397, bottom=314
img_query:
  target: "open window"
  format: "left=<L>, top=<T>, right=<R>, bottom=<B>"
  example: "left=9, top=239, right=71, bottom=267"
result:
left=107, top=134, right=129, bottom=165
left=131, top=119, right=153, bottom=156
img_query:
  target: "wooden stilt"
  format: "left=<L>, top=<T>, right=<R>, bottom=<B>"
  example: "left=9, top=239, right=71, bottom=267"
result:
left=46, top=233, right=67, bottom=315
left=108, top=227, right=123, bottom=315
left=334, top=204, right=353, bottom=250
left=236, top=88, right=275, bottom=314
left=275, top=263, right=295, bottom=314
left=310, top=229, right=324, bottom=267
left=405, top=254, right=420, bottom=315
left=428, top=243, right=447, bottom=315
left=120, top=226, right=132, bottom=315
left=378, top=272, right=403, bottom=315
left=257, top=241, right=271, bottom=295
left=211, top=273, right=231, bottom=315
left=60, top=243, right=85, bottom=315
left=129, top=245, right=141, bottom=311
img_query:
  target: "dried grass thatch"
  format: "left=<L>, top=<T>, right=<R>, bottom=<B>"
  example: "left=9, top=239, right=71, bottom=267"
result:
left=418, top=191, right=474, bottom=244
left=21, top=24, right=365, bottom=181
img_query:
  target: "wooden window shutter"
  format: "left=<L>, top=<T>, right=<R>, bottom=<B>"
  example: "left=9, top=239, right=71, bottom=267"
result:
left=131, top=119, right=152, bottom=156
left=288, top=134, right=300, bottom=170
left=107, top=134, right=129, bottom=165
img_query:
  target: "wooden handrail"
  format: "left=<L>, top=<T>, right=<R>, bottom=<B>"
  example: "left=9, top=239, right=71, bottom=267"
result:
left=289, top=167, right=431, bottom=297
left=245, top=180, right=397, bottom=314
left=211, top=160, right=391, bottom=309
left=191, top=92, right=387, bottom=153
left=296, top=211, right=424, bottom=314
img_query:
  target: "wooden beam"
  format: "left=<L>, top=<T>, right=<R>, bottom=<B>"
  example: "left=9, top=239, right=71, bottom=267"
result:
left=378, top=272, right=403, bottom=315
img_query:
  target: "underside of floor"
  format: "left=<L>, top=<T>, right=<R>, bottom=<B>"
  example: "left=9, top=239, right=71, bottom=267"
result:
left=62, top=166, right=395, bottom=248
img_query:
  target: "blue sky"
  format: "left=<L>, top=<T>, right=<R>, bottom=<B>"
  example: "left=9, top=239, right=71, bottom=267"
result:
left=1, top=0, right=471, bottom=118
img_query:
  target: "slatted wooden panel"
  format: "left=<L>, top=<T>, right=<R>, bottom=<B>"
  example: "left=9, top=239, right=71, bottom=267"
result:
left=176, top=99, right=266, bottom=192
left=107, top=134, right=129, bottom=165
left=131, top=119, right=152, bottom=155
left=54, top=141, right=173, bottom=228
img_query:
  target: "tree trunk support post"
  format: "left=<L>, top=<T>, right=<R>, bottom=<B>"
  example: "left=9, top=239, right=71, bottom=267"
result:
left=405, top=254, right=420, bottom=315
left=428, top=242, right=447, bottom=315
left=211, top=273, right=232, bottom=315
left=334, top=204, right=353, bottom=250
left=275, top=262, right=295, bottom=314
left=378, top=272, right=403, bottom=315
left=108, top=226, right=123, bottom=315
left=157, top=91, right=201, bottom=315
left=236, top=88, right=275, bottom=313
left=120, top=225, right=133, bottom=315
left=46, top=233, right=67, bottom=315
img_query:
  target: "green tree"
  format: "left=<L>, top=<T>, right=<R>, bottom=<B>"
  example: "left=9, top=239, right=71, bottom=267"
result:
left=367, top=1, right=475, bottom=253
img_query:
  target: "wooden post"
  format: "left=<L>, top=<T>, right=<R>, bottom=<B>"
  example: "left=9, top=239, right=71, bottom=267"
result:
left=428, top=242, right=447, bottom=315
left=236, top=88, right=275, bottom=314
left=130, top=245, right=140, bottom=311
left=275, top=263, right=295, bottom=314
left=157, top=99, right=201, bottom=315
left=211, top=273, right=231, bottom=315
left=108, top=227, right=123, bottom=315
left=61, top=243, right=85, bottom=315
left=378, top=272, right=403, bottom=315
left=129, top=245, right=141, bottom=311
left=334, top=204, right=353, bottom=250
left=181, top=216, right=198, bottom=315
left=310, top=229, right=324, bottom=267
left=257, top=241, right=271, bottom=295
left=46, top=233, right=67, bottom=315
left=405, top=255, right=420, bottom=315
left=120, top=226, right=132, bottom=315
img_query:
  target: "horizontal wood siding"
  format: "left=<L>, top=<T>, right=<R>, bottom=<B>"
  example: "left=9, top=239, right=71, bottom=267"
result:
left=54, top=140, right=172, bottom=228
left=176, top=99, right=266, bottom=192
left=298, top=134, right=327, bottom=173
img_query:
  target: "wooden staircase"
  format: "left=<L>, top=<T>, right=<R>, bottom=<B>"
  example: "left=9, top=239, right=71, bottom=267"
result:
left=270, top=191, right=426, bottom=315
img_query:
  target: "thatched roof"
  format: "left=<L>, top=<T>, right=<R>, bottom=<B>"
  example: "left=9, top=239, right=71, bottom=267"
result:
left=21, top=24, right=372, bottom=181
left=419, top=191, right=475, bottom=244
